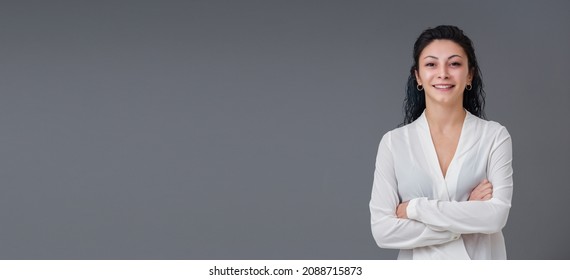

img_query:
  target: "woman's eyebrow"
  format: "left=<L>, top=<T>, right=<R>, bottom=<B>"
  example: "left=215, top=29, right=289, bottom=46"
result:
left=423, top=54, right=463, bottom=59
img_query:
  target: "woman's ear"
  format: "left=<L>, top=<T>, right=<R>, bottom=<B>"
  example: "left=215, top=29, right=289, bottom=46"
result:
left=414, top=68, right=422, bottom=85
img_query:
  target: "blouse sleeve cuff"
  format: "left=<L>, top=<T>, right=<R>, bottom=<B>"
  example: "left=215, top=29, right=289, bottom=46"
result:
left=406, top=197, right=424, bottom=220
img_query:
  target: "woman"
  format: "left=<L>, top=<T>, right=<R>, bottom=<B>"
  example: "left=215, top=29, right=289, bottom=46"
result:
left=369, top=25, right=513, bottom=259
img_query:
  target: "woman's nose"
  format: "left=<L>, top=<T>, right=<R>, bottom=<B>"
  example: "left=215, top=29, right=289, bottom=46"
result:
left=437, top=65, right=449, bottom=79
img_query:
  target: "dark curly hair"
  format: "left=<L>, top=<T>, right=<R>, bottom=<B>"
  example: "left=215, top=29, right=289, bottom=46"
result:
left=402, top=25, right=486, bottom=125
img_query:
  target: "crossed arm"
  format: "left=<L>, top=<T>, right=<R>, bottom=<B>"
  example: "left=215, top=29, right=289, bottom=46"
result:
left=396, top=179, right=493, bottom=218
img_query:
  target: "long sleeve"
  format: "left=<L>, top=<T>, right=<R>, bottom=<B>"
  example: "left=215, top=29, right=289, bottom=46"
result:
left=406, top=127, right=513, bottom=234
left=370, top=132, right=460, bottom=249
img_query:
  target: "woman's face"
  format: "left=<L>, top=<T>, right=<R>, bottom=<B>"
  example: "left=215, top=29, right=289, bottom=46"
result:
left=415, top=39, right=473, bottom=108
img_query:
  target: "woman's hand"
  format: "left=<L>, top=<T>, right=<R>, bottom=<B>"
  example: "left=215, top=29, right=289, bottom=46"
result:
left=397, top=201, right=409, bottom=219
left=468, top=179, right=493, bottom=201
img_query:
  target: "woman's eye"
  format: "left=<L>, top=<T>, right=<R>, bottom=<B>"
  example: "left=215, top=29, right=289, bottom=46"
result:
left=425, top=63, right=435, bottom=67
left=450, top=62, right=462, bottom=67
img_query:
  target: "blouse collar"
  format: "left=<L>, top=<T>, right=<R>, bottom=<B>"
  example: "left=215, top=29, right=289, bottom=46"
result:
left=417, top=108, right=472, bottom=130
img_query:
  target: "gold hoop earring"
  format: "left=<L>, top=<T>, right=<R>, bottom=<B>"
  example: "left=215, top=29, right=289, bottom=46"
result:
left=466, top=84, right=472, bottom=91
left=417, top=84, right=423, bottom=91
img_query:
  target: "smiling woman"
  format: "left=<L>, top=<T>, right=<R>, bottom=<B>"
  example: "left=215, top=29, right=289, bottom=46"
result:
left=416, top=40, right=473, bottom=111
left=403, top=25, right=486, bottom=125
left=369, top=25, right=513, bottom=260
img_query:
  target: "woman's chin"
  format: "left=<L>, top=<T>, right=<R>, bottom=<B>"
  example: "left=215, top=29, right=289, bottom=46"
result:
left=426, top=91, right=462, bottom=105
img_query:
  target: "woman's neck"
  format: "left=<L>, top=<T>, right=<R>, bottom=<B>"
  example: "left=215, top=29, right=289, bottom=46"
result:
left=424, top=105, right=466, bottom=133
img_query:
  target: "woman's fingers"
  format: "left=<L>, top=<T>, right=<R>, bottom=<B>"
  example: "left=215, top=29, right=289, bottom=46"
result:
left=468, top=179, right=493, bottom=201
left=396, top=201, right=409, bottom=219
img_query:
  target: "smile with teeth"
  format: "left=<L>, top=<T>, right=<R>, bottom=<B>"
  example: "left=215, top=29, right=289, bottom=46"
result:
left=433, top=84, right=454, bottom=89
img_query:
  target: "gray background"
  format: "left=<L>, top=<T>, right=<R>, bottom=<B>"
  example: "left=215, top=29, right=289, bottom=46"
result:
left=0, top=0, right=568, bottom=259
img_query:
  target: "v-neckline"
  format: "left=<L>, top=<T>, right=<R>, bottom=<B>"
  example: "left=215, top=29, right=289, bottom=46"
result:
left=421, top=110, right=469, bottom=181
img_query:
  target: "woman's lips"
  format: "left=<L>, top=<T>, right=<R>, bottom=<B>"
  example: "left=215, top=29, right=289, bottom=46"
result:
left=433, top=84, right=455, bottom=89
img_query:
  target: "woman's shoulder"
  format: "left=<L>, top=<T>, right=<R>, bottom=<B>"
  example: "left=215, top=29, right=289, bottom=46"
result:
left=377, top=119, right=420, bottom=149
left=385, top=123, right=411, bottom=135
left=470, top=114, right=511, bottom=140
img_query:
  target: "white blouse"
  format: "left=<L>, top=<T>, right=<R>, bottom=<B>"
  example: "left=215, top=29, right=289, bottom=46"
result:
left=369, top=110, right=513, bottom=259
